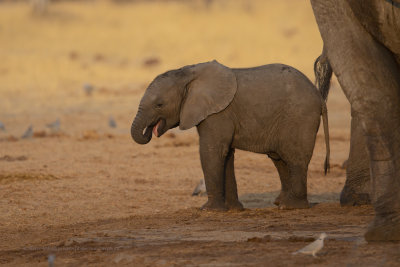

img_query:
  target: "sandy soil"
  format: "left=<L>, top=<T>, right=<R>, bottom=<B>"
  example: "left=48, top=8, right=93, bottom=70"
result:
left=0, top=0, right=399, bottom=266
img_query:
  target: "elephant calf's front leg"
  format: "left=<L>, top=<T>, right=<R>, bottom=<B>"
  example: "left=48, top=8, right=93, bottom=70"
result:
left=199, top=143, right=229, bottom=211
left=224, top=149, right=244, bottom=210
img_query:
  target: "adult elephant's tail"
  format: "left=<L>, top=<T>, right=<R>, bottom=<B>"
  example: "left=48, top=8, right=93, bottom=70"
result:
left=314, top=47, right=332, bottom=175
left=314, top=48, right=333, bottom=101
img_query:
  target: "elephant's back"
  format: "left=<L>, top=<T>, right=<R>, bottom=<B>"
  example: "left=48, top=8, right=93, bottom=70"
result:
left=232, top=64, right=322, bottom=112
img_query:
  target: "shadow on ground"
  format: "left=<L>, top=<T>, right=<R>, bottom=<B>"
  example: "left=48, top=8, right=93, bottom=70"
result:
left=240, top=191, right=340, bottom=209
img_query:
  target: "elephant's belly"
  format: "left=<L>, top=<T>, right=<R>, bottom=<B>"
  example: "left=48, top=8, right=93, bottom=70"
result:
left=231, top=136, right=271, bottom=154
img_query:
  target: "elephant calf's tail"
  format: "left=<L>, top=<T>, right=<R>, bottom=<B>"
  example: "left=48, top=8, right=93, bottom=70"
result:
left=314, top=51, right=333, bottom=102
left=322, top=102, right=330, bottom=175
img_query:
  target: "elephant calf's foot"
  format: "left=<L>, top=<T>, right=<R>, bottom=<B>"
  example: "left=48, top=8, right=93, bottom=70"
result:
left=340, top=191, right=371, bottom=207
left=225, top=199, right=244, bottom=211
left=365, top=217, right=400, bottom=242
left=201, top=199, right=228, bottom=211
left=278, top=195, right=309, bottom=210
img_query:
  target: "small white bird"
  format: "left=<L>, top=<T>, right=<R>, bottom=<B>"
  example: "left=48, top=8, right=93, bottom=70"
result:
left=0, top=121, right=5, bottom=131
left=192, top=179, right=207, bottom=196
left=292, top=233, right=327, bottom=257
left=21, top=125, right=33, bottom=139
left=46, top=118, right=61, bottom=132
left=48, top=254, right=55, bottom=267
left=108, top=116, right=117, bottom=128
left=83, top=83, right=94, bottom=96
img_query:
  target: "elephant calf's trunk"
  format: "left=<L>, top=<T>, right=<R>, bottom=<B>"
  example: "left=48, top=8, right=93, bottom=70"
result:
left=131, top=116, right=152, bottom=144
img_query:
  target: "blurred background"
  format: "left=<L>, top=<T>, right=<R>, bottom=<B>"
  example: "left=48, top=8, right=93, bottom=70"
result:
left=0, top=0, right=339, bottom=138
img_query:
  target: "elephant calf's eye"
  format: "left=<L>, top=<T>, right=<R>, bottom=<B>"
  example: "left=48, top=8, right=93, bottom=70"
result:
left=156, top=103, right=163, bottom=109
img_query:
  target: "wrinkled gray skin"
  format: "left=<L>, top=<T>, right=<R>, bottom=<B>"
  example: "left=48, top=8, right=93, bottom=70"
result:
left=340, top=116, right=371, bottom=206
left=341, top=114, right=371, bottom=206
left=131, top=60, right=330, bottom=211
left=315, top=52, right=371, bottom=207
left=311, top=0, right=400, bottom=241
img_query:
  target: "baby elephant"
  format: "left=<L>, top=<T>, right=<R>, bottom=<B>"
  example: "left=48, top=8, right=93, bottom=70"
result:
left=131, top=60, right=330, bottom=211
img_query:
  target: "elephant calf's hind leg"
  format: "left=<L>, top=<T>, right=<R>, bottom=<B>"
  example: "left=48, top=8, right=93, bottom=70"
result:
left=271, top=158, right=290, bottom=206
left=278, top=164, right=309, bottom=210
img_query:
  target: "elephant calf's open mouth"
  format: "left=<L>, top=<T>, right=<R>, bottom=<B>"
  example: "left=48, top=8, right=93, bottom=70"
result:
left=149, top=118, right=166, bottom=137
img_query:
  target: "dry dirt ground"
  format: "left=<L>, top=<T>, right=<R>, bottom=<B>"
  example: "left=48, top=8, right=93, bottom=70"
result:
left=0, top=0, right=399, bottom=266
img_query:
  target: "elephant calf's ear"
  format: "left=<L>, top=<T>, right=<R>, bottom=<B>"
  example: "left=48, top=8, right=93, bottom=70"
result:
left=179, top=61, right=237, bottom=130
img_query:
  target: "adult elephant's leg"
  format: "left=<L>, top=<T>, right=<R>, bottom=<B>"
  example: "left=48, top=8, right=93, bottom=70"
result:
left=312, top=0, right=400, bottom=241
left=271, top=158, right=290, bottom=206
left=340, top=115, right=371, bottom=206
left=224, top=148, right=244, bottom=210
